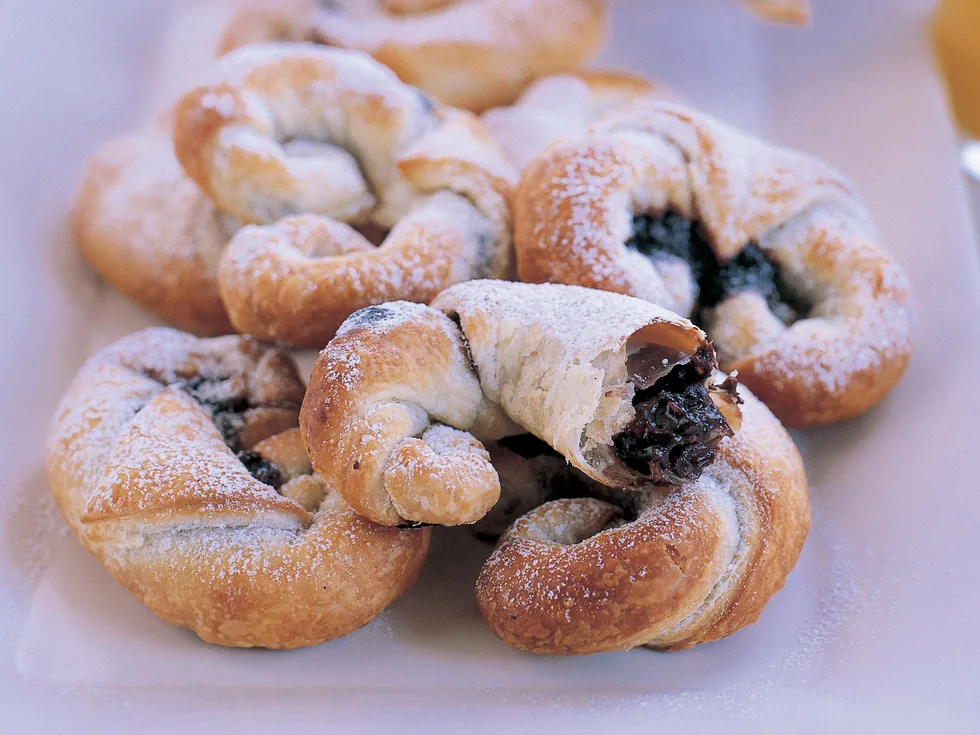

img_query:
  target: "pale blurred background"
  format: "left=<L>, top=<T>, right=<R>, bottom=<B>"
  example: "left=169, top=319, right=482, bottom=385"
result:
left=931, top=0, right=980, bottom=231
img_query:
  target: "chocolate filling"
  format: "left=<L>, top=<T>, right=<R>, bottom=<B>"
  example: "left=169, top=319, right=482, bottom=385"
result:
left=447, top=313, right=479, bottom=374
left=181, top=375, right=296, bottom=488
left=347, top=305, right=394, bottom=328
left=183, top=375, right=251, bottom=451
left=627, top=212, right=808, bottom=320
left=627, top=211, right=713, bottom=282
left=236, top=450, right=285, bottom=490
left=352, top=222, right=390, bottom=247
left=613, top=346, right=736, bottom=485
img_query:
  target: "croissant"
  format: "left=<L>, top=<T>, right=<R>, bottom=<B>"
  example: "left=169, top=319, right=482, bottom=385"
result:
left=476, top=386, right=811, bottom=654
left=46, top=328, right=429, bottom=649
left=73, top=123, right=234, bottom=335
left=516, top=101, right=914, bottom=427
left=300, top=280, right=743, bottom=527
left=174, top=44, right=514, bottom=348
left=218, top=0, right=609, bottom=112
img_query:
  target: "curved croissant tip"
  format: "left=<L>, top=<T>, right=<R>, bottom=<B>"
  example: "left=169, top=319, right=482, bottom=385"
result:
left=628, top=318, right=706, bottom=357
left=709, top=370, right=743, bottom=433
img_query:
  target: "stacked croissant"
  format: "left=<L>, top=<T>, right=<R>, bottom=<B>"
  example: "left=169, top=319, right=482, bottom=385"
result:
left=48, top=0, right=911, bottom=654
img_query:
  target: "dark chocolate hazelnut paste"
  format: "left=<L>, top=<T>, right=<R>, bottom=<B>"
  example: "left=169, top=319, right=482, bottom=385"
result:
left=183, top=374, right=253, bottom=450
left=181, top=375, right=289, bottom=488
left=613, top=344, right=739, bottom=486
left=627, top=212, right=809, bottom=320
left=236, top=450, right=285, bottom=491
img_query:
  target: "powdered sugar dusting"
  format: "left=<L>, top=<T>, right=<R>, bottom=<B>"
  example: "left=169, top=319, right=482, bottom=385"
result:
left=309, top=0, right=600, bottom=55
left=74, top=127, right=234, bottom=334
left=46, top=328, right=429, bottom=647
left=84, top=387, right=303, bottom=529
left=178, top=44, right=515, bottom=346
left=483, top=71, right=661, bottom=173
left=520, top=100, right=913, bottom=421
left=47, top=328, right=305, bottom=529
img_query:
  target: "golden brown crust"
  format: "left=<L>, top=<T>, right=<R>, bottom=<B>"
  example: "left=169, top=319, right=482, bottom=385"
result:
left=514, top=101, right=914, bottom=428
left=46, top=328, right=429, bottom=648
left=476, top=388, right=810, bottom=654
left=517, top=138, right=643, bottom=297
left=73, top=127, right=234, bottom=336
left=219, top=0, right=320, bottom=50
left=430, top=280, right=725, bottom=489
left=175, top=44, right=515, bottom=349
left=219, top=0, right=609, bottom=112
left=301, top=282, right=744, bottom=527
left=300, top=302, right=512, bottom=526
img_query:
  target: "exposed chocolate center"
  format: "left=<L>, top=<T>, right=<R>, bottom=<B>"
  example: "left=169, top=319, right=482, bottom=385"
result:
left=352, top=222, right=391, bottom=247
left=183, top=375, right=250, bottom=451
left=236, top=450, right=285, bottom=490
left=447, top=312, right=479, bottom=374
left=613, top=346, right=736, bottom=485
left=627, top=211, right=713, bottom=282
left=627, top=212, right=807, bottom=319
left=181, top=375, right=295, bottom=489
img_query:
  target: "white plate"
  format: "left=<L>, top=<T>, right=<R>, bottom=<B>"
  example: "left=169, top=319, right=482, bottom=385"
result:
left=2, top=0, right=979, bottom=731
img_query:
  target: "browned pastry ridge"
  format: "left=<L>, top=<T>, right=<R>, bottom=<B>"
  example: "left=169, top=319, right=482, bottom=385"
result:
left=476, top=386, right=810, bottom=654
left=46, top=328, right=429, bottom=649
left=515, top=101, right=914, bottom=428
left=174, top=43, right=515, bottom=349
left=219, top=0, right=609, bottom=112
left=300, top=281, right=745, bottom=528
left=299, top=280, right=808, bottom=652
left=73, top=124, right=234, bottom=336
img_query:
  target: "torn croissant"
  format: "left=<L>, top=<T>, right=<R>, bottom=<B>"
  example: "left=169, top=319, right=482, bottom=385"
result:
left=301, top=281, right=744, bottom=528
left=430, top=280, right=743, bottom=491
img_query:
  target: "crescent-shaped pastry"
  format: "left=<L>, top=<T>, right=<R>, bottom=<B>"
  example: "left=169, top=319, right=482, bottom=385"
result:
left=46, top=328, right=429, bottom=649
left=73, top=124, right=235, bottom=335
left=476, top=386, right=810, bottom=654
left=515, top=101, right=913, bottom=427
left=174, top=44, right=515, bottom=348
left=218, top=0, right=609, bottom=112
left=481, top=70, right=665, bottom=173
left=300, top=281, right=743, bottom=527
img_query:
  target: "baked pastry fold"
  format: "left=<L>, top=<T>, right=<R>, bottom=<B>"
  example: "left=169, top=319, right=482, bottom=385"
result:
left=219, top=0, right=609, bottom=112
left=476, top=386, right=811, bottom=654
left=174, top=44, right=515, bottom=348
left=516, top=101, right=913, bottom=427
left=302, top=281, right=742, bottom=527
left=47, top=328, right=429, bottom=648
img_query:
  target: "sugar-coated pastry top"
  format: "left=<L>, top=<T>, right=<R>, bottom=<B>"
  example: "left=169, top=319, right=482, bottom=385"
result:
left=219, top=0, right=609, bottom=111
left=174, top=44, right=516, bottom=348
left=516, top=101, right=913, bottom=427
left=46, top=328, right=429, bottom=649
